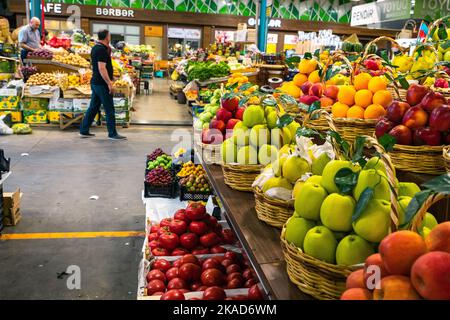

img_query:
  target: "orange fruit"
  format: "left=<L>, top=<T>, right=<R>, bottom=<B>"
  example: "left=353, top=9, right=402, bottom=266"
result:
left=347, top=105, right=365, bottom=119
left=293, top=73, right=308, bottom=87
left=332, top=102, right=350, bottom=118
left=298, top=59, right=318, bottom=74
left=364, top=104, right=386, bottom=119
left=337, top=85, right=356, bottom=106
left=320, top=97, right=334, bottom=108
left=368, top=76, right=387, bottom=93
left=308, top=70, right=321, bottom=83
left=372, top=90, right=393, bottom=108
left=354, top=72, right=372, bottom=91
left=354, top=89, right=373, bottom=108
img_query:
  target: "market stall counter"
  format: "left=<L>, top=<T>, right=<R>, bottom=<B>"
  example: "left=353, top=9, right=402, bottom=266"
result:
left=203, top=163, right=313, bottom=300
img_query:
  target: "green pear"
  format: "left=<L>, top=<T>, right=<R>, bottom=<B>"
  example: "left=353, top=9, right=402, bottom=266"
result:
left=273, top=156, right=287, bottom=177
left=282, top=156, right=311, bottom=183
left=352, top=199, right=391, bottom=243
left=232, top=127, right=250, bottom=146
left=353, top=169, right=390, bottom=201
left=364, top=156, right=391, bottom=175
left=287, top=121, right=301, bottom=142
left=266, top=111, right=278, bottom=129
left=237, top=145, right=258, bottom=165
left=264, top=106, right=276, bottom=117
left=418, top=213, right=438, bottom=237
left=285, top=217, right=316, bottom=249
left=320, top=160, right=360, bottom=194
left=295, top=183, right=328, bottom=220
left=303, top=226, right=337, bottom=264
left=221, top=139, right=237, bottom=163
left=292, top=175, right=322, bottom=199
left=279, top=144, right=295, bottom=157
left=320, top=193, right=356, bottom=232
left=335, top=235, right=375, bottom=266
left=250, top=125, right=270, bottom=147
left=397, top=196, right=412, bottom=226
left=234, top=121, right=247, bottom=130
left=243, top=105, right=265, bottom=128
left=311, top=153, right=331, bottom=175
left=398, top=182, right=421, bottom=198
left=262, top=176, right=293, bottom=193
left=258, top=144, right=278, bottom=165
left=270, top=128, right=291, bottom=149
left=306, top=175, right=322, bottom=185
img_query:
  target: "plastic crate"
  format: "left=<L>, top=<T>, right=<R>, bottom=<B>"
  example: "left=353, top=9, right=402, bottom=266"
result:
left=144, top=181, right=177, bottom=198
left=179, top=186, right=211, bottom=202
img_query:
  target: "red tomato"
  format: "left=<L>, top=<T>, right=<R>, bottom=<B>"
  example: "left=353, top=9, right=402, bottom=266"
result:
left=148, top=233, right=159, bottom=242
left=221, top=229, right=236, bottom=244
left=146, top=269, right=166, bottom=283
left=160, top=289, right=185, bottom=300
left=158, top=226, right=171, bottom=236
left=159, top=232, right=179, bottom=251
left=192, top=246, right=209, bottom=255
left=210, top=245, right=227, bottom=254
left=179, top=263, right=202, bottom=282
left=149, top=240, right=160, bottom=250
left=202, top=286, right=226, bottom=300
left=171, top=247, right=189, bottom=256
left=201, top=268, right=225, bottom=287
left=227, top=272, right=244, bottom=283
left=165, top=267, right=179, bottom=281
left=181, top=254, right=201, bottom=266
left=174, top=209, right=189, bottom=222
left=160, top=218, right=173, bottom=228
left=221, top=259, right=233, bottom=268
left=152, top=247, right=169, bottom=256
left=186, top=202, right=207, bottom=221
left=179, top=233, right=198, bottom=250
left=146, top=279, right=166, bottom=295
left=224, top=251, right=238, bottom=262
left=244, top=279, right=257, bottom=288
left=202, top=258, right=224, bottom=272
left=167, top=277, right=188, bottom=290
left=190, top=282, right=202, bottom=291
left=226, top=264, right=242, bottom=275
left=227, top=278, right=243, bottom=289
left=243, top=269, right=255, bottom=280
left=189, top=221, right=209, bottom=236
left=200, top=232, right=221, bottom=248
left=248, top=284, right=264, bottom=300
left=150, top=225, right=160, bottom=234
left=152, top=259, right=171, bottom=272
left=169, top=219, right=188, bottom=235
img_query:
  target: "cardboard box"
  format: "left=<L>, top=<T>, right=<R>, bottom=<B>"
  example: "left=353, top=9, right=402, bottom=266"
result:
left=22, top=97, right=49, bottom=111
left=113, top=97, right=129, bottom=108
left=0, top=110, right=22, bottom=123
left=237, top=23, right=247, bottom=30
left=3, top=188, right=22, bottom=226
left=48, top=98, right=73, bottom=112
left=0, top=96, right=20, bottom=110
left=48, top=111, right=61, bottom=123
left=73, top=99, right=91, bottom=112
left=23, top=110, right=48, bottom=124
left=0, top=88, right=19, bottom=96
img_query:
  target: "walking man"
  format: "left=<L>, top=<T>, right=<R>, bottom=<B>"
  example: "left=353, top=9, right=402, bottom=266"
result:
left=18, top=17, right=41, bottom=62
left=79, top=29, right=126, bottom=140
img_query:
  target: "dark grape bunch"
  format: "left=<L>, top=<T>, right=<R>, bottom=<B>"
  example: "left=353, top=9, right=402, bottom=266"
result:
left=20, top=65, right=38, bottom=82
left=27, top=49, right=53, bottom=59
left=145, top=167, right=173, bottom=187
left=147, top=148, right=167, bottom=161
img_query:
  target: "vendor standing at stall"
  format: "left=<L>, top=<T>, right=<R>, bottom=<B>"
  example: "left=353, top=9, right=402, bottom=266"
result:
left=18, top=17, right=42, bottom=62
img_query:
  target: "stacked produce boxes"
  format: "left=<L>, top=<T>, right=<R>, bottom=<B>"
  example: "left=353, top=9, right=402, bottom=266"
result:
left=0, top=88, right=22, bottom=123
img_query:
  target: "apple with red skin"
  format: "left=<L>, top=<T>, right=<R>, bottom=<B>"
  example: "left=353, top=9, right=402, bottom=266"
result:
left=169, top=219, right=187, bottom=235
left=189, top=221, right=209, bottom=236
left=429, top=105, right=450, bottom=132
left=201, top=268, right=225, bottom=287
left=324, top=85, right=339, bottom=100
left=203, top=286, right=227, bottom=300
left=216, top=108, right=233, bottom=123
left=309, top=83, right=324, bottom=98
left=160, top=218, right=173, bottom=228
left=152, top=247, right=169, bottom=256
left=165, top=267, right=179, bottom=281
left=186, top=202, right=207, bottom=221
left=221, top=97, right=239, bottom=112
left=235, top=107, right=245, bottom=121
left=159, top=232, right=179, bottom=251
left=181, top=254, right=201, bottom=266
left=245, top=278, right=258, bottom=288
left=226, top=119, right=240, bottom=130
left=402, top=106, right=429, bottom=129
left=364, top=59, right=380, bottom=71
left=174, top=209, right=189, bottom=222
left=179, top=263, right=202, bottom=282
left=210, top=245, right=227, bottom=254
left=171, top=248, right=189, bottom=256
left=421, top=91, right=447, bottom=113
left=147, top=279, right=166, bottom=295
left=248, top=284, right=264, bottom=300
left=375, top=117, right=396, bottom=138
left=413, top=127, right=442, bottom=146
left=435, top=78, right=450, bottom=88
left=192, top=246, right=210, bottom=255
left=386, top=101, right=410, bottom=123
left=200, top=232, right=221, bottom=247
left=406, top=84, right=429, bottom=106
left=148, top=233, right=159, bottom=242
left=147, top=269, right=166, bottom=283
left=167, top=277, right=188, bottom=290
left=389, top=125, right=413, bottom=145
left=153, top=259, right=171, bottom=272
left=150, top=225, right=160, bottom=234
left=299, top=95, right=320, bottom=105
left=301, top=81, right=313, bottom=95
left=221, top=229, right=236, bottom=244
left=158, top=226, right=170, bottom=236
left=179, top=233, right=198, bottom=250
left=160, top=289, right=185, bottom=300
left=202, top=128, right=224, bottom=144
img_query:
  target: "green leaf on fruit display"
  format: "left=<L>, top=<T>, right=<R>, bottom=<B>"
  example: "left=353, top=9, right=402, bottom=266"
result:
left=296, top=127, right=323, bottom=139
left=325, top=66, right=340, bottom=81
left=403, top=189, right=433, bottom=228
left=380, top=50, right=390, bottom=64
left=421, top=173, right=450, bottom=194
left=277, top=114, right=294, bottom=128
left=308, top=101, right=322, bottom=120
left=378, top=134, right=396, bottom=152
left=327, top=130, right=351, bottom=160
left=352, top=187, right=374, bottom=222
left=239, top=96, right=249, bottom=107
left=334, top=168, right=359, bottom=195
left=441, top=40, right=450, bottom=50
left=313, top=49, right=320, bottom=59
left=298, top=102, right=309, bottom=112
left=280, top=94, right=298, bottom=106
left=397, top=76, right=410, bottom=90
left=262, top=96, right=278, bottom=107
left=424, top=15, right=433, bottom=24
left=304, top=52, right=313, bottom=60
left=438, top=25, right=448, bottom=41
left=285, top=56, right=301, bottom=69
left=352, top=136, right=367, bottom=167
left=239, top=83, right=253, bottom=91
left=347, top=54, right=360, bottom=62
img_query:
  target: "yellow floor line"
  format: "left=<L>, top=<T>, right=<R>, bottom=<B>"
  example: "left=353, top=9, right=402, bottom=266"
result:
left=0, top=231, right=145, bottom=240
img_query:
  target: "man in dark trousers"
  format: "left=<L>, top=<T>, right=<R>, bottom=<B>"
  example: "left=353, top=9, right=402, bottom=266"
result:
left=79, top=29, right=126, bottom=140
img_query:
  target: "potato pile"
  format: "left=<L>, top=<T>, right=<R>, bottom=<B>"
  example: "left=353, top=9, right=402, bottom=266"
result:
left=113, top=79, right=129, bottom=87
left=53, top=53, right=90, bottom=68
left=26, top=73, right=58, bottom=86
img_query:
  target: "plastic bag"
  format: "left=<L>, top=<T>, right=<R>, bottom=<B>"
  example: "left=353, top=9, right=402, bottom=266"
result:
left=0, top=115, right=13, bottom=135
left=12, top=123, right=32, bottom=134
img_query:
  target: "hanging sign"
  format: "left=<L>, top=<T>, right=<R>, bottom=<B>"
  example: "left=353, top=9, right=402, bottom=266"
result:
left=414, top=0, right=450, bottom=19
left=351, top=0, right=411, bottom=26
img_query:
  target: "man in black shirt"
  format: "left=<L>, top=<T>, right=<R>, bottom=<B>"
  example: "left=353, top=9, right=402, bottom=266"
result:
left=79, top=29, right=126, bottom=140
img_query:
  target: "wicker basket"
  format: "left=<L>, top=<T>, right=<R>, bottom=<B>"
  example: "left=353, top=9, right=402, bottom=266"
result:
left=253, top=186, right=294, bottom=228
left=221, top=163, right=263, bottom=192
left=197, top=142, right=222, bottom=165
left=333, top=118, right=377, bottom=142
left=280, top=136, right=400, bottom=300
left=298, top=109, right=331, bottom=133
left=389, top=144, right=447, bottom=175
left=444, top=146, right=450, bottom=173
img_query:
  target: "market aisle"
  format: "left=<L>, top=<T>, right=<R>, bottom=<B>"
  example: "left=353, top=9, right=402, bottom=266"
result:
left=0, top=126, right=189, bottom=299
left=131, top=78, right=192, bottom=126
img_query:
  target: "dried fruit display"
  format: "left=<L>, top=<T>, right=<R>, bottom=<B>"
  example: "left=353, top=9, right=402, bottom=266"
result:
left=26, top=73, right=57, bottom=86
left=53, top=53, right=90, bottom=68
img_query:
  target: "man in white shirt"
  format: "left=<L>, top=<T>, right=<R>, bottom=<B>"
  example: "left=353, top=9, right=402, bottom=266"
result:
left=18, top=17, right=41, bottom=62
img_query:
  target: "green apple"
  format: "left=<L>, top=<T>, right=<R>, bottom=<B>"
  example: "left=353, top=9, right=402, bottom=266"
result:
left=445, top=50, right=450, bottom=62
left=194, top=120, right=204, bottom=130
left=264, top=106, right=276, bottom=117
left=243, top=105, right=265, bottom=128
left=320, top=193, right=356, bottom=232
left=279, top=144, right=295, bottom=157
left=234, top=121, right=247, bottom=130
left=303, top=226, right=337, bottom=264
left=258, top=144, right=278, bottom=165
left=364, top=156, right=391, bottom=175
left=398, top=182, right=421, bottom=198
left=320, top=160, right=360, bottom=194
left=203, top=122, right=210, bottom=129
left=295, top=183, right=328, bottom=220
left=270, top=128, right=291, bottom=149
left=333, top=231, right=348, bottom=242
left=272, top=156, right=287, bottom=177
left=335, top=235, right=374, bottom=266
left=237, top=145, right=258, bottom=165
left=249, top=125, right=270, bottom=147
left=352, top=199, right=391, bottom=243
left=353, top=169, right=390, bottom=201
left=292, top=175, right=322, bottom=199
left=232, top=127, right=250, bottom=146
left=266, top=111, right=278, bottom=129
left=311, top=153, right=331, bottom=175
left=262, top=176, right=292, bottom=192
left=306, top=175, right=322, bottom=185
left=286, top=121, right=301, bottom=142
left=221, top=139, right=237, bottom=164
left=418, top=213, right=438, bottom=237
left=397, top=196, right=412, bottom=226
left=285, top=217, right=316, bottom=249
left=282, top=156, right=310, bottom=183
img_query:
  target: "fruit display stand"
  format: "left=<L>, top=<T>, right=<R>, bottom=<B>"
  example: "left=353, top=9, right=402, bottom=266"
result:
left=195, top=71, right=259, bottom=89
left=23, top=59, right=82, bottom=74
left=389, top=144, right=446, bottom=175
left=197, top=141, right=222, bottom=165
left=253, top=187, right=294, bottom=229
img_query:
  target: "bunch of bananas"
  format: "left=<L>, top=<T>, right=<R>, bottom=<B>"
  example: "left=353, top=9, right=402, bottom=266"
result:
left=68, top=74, right=80, bottom=87
left=113, top=79, right=129, bottom=87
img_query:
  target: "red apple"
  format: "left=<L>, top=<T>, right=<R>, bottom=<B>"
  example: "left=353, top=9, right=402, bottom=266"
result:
left=413, top=127, right=442, bottom=146
left=301, top=81, right=313, bottom=95
left=434, top=78, right=449, bottom=88
left=299, top=94, right=320, bottom=105
left=309, top=83, right=324, bottom=98
left=364, top=59, right=380, bottom=71
left=226, top=119, right=240, bottom=130
left=375, top=117, right=396, bottom=138
left=406, top=84, right=429, bottom=106
left=324, top=85, right=339, bottom=100
left=235, top=107, right=245, bottom=121
left=386, top=101, right=411, bottom=123
left=402, top=106, right=429, bottom=129
left=429, top=105, right=450, bottom=132
left=421, top=91, right=447, bottom=113
left=216, top=108, right=233, bottom=123
left=202, top=128, right=223, bottom=144
left=389, top=125, right=413, bottom=145
left=363, top=253, right=389, bottom=287
left=221, top=97, right=239, bottom=112
left=209, top=120, right=226, bottom=134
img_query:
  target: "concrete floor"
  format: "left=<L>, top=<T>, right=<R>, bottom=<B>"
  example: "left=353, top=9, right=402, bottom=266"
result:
left=0, top=125, right=190, bottom=299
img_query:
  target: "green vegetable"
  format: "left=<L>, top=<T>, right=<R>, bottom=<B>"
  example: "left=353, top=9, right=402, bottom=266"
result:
left=187, top=61, right=230, bottom=81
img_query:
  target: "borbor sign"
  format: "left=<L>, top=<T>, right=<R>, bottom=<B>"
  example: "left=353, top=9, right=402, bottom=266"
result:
left=95, top=7, right=134, bottom=18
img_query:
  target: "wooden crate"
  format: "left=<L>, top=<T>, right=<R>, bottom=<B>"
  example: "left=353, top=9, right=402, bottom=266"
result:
left=3, top=188, right=22, bottom=226
left=62, top=87, right=91, bottom=99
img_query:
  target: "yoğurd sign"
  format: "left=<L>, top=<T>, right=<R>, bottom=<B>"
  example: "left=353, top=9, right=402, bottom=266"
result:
left=414, top=0, right=450, bottom=18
